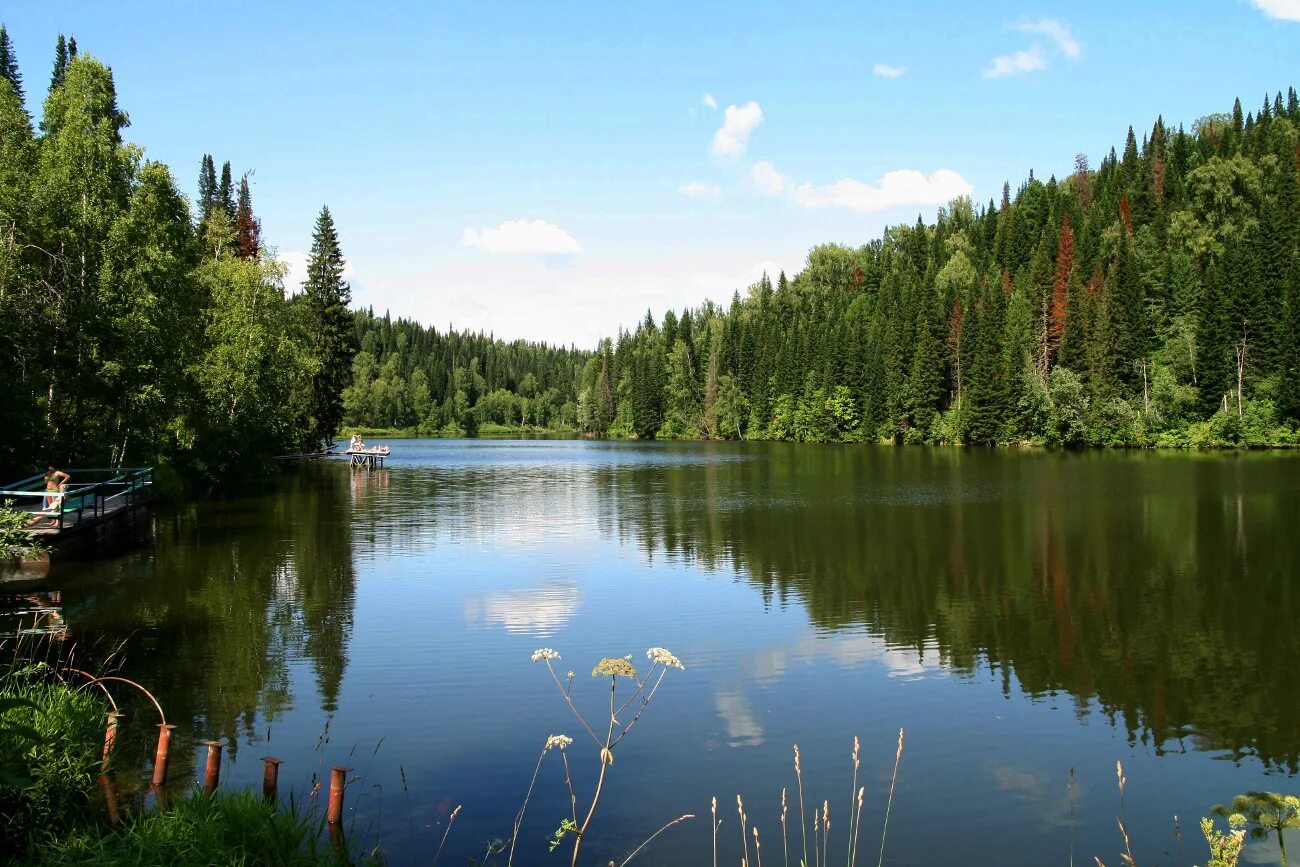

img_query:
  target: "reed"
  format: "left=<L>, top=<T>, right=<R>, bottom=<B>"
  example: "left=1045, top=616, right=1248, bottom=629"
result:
left=739, top=794, right=751, bottom=867
left=876, top=728, right=904, bottom=867
left=794, top=745, right=809, bottom=867
left=431, top=804, right=461, bottom=866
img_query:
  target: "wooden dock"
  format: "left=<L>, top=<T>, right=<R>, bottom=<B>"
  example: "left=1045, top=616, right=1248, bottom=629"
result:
left=1, top=467, right=153, bottom=539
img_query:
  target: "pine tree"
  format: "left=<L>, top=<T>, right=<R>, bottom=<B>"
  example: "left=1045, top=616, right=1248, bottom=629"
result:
left=234, top=175, right=260, bottom=259
left=301, top=205, right=357, bottom=448
left=0, top=25, right=23, bottom=103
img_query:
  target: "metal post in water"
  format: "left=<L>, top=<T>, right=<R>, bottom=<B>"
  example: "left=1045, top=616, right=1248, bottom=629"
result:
left=327, top=765, right=350, bottom=826
left=202, top=740, right=224, bottom=794
left=151, top=723, right=176, bottom=788
left=101, top=710, right=124, bottom=772
left=262, top=756, right=283, bottom=804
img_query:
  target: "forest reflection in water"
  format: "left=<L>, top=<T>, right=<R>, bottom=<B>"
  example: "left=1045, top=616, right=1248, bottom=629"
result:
left=10, top=440, right=1299, bottom=865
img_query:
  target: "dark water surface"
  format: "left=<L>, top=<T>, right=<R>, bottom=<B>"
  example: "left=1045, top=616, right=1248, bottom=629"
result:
left=8, top=440, right=1300, bottom=865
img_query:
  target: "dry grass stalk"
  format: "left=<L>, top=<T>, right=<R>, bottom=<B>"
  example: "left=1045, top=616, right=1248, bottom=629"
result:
left=432, top=804, right=461, bottom=867
left=781, top=788, right=789, bottom=867
left=712, top=796, right=718, bottom=867
left=617, top=813, right=695, bottom=867
left=739, top=794, right=750, bottom=867
left=876, top=728, right=904, bottom=867
left=850, top=787, right=864, bottom=867
left=845, top=737, right=859, bottom=867
left=754, top=826, right=763, bottom=867
left=794, top=746, right=808, bottom=867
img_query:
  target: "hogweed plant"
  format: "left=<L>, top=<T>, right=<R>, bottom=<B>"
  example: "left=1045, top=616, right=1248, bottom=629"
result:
left=524, top=646, right=687, bottom=867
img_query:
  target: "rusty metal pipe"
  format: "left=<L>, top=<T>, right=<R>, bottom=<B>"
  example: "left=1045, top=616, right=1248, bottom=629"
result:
left=327, top=766, right=350, bottom=826
left=101, top=711, right=124, bottom=772
left=151, top=723, right=176, bottom=788
left=202, top=740, right=223, bottom=794
left=262, top=757, right=284, bottom=804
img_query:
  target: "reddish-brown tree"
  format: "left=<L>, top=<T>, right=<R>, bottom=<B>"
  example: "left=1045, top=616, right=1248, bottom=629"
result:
left=235, top=176, right=261, bottom=259
left=1049, top=215, right=1075, bottom=360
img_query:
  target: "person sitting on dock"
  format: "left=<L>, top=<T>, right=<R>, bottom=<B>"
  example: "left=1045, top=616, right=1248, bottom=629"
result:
left=348, top=434, right=362, bottom=451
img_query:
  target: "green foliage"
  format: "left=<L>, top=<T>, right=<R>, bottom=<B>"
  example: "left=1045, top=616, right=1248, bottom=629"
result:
left=1201, top=816, right=1245, bottom=867
left=1213, top=792, right=1300, bottom=866
left=0, top=671, right=107, bottom=856
left=0, top=502, right=46, bottom=560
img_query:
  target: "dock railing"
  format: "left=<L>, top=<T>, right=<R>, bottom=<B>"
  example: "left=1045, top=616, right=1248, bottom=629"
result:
left=0, top=467, right=153, bottom=533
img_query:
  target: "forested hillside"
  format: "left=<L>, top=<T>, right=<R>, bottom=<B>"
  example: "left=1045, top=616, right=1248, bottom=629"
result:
left=572, top=89, right=1300, bottom=446
left=341, top=311, right=588, bottom=434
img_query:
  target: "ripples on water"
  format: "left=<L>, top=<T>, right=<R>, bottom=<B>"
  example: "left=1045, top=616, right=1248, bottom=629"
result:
left=7, top=440, right=1300, bottom=865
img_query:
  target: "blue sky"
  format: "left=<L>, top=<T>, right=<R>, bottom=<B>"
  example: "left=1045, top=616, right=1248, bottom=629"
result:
left=5, top=1, right=1299, bottom=346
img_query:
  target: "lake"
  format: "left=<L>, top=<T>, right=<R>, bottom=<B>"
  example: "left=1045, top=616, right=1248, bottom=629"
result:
left=6, top=439, right=1300, bottom=865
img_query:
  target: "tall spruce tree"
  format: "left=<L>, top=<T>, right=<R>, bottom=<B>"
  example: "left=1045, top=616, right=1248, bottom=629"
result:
left=0, top=25, right=22, bottom=103
left=197, top=154, right=216, bottom=223
left=49, top=34, right=67, bottom=93
left=234, top=175, right=260, bottom=259
left=301, top=205, right=356, bottom=448
left=218, top=160, right=234, bottom=222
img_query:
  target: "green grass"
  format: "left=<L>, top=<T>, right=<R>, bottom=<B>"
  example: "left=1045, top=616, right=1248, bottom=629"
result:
left=0, top=669, right=107, bottom=855
left=27, top=789, right=367, bottom=867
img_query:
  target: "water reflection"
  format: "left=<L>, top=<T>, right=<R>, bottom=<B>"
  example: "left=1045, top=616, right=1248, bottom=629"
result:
left=53, top=468, right=357, bottom=768
left=593, top=445, right=1300, bottom=771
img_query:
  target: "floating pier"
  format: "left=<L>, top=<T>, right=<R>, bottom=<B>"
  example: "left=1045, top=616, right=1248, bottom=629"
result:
left=344, top=448, right=389, bottom=470
left=1, top=467, right=153, bottom=539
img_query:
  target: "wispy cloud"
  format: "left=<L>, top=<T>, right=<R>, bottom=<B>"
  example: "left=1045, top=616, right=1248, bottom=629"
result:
left=751, top=161, right=972, bottom=213
left=679, top=180, right=722, bottom=199
left=460, top=219, right=582, bottom=255
left=710, top=101, right=763, bottom=159
left=872, top=63, right=906, bottom=78
left=1018, top=19, right=1081, bottom=59
left=1249, top=0, right=1300, bottom=19
left=701, top=92, right=718, bottom=109
left=983, top=44, right=1047, bottom=78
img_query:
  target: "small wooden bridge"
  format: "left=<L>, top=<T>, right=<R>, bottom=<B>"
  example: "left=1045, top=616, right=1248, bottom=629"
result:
left=1, top=467, right=153, bottom=538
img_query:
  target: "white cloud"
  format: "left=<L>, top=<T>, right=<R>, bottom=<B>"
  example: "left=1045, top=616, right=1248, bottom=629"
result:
left=983, top=43, right=1047, bottom=78
left=1018, top=19, right=1081, bottom=59
left=278, top=250, right=355, bottom=294
left=679, top=180, right=722, bottom=198
left=750, top=161, right=790, bottom=196
left=1250, top=0, right=1300, bottom=19
left=751, top=160, right=971, bottom=213
left=710, top=101, right=763, bottom=159
left=701, top=92, right=718, bottom=109
left=460, top=219, right=582, bottom=255
left=872, top=63, right=906, bottom=78
left=794, top=169, right=972, bottom=212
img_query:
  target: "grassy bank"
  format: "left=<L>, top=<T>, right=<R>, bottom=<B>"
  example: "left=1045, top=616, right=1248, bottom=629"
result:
left=0, top=664, right=368, bottom=865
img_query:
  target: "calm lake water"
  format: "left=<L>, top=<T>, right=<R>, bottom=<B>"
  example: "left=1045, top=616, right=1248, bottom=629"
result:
left=7, top=439, right=1300, bottom=865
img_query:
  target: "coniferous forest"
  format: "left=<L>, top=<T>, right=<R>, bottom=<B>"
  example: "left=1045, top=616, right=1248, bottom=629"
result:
left=3, top=26, right=1300, bottom=480
left=563, top=90, right=1300, bottom=447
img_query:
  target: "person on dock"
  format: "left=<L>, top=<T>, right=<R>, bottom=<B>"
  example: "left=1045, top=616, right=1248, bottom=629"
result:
left=42, top=465, right=69, bottom=514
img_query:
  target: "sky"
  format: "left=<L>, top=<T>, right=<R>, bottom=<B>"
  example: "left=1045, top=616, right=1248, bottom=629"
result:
left=5, top=1, right=1300, bottom=347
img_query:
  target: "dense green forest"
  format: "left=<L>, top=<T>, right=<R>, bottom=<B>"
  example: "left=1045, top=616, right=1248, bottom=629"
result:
left=562, top=88, right=1300, bottom=447
left=342, top=311, right=589, bottom=434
